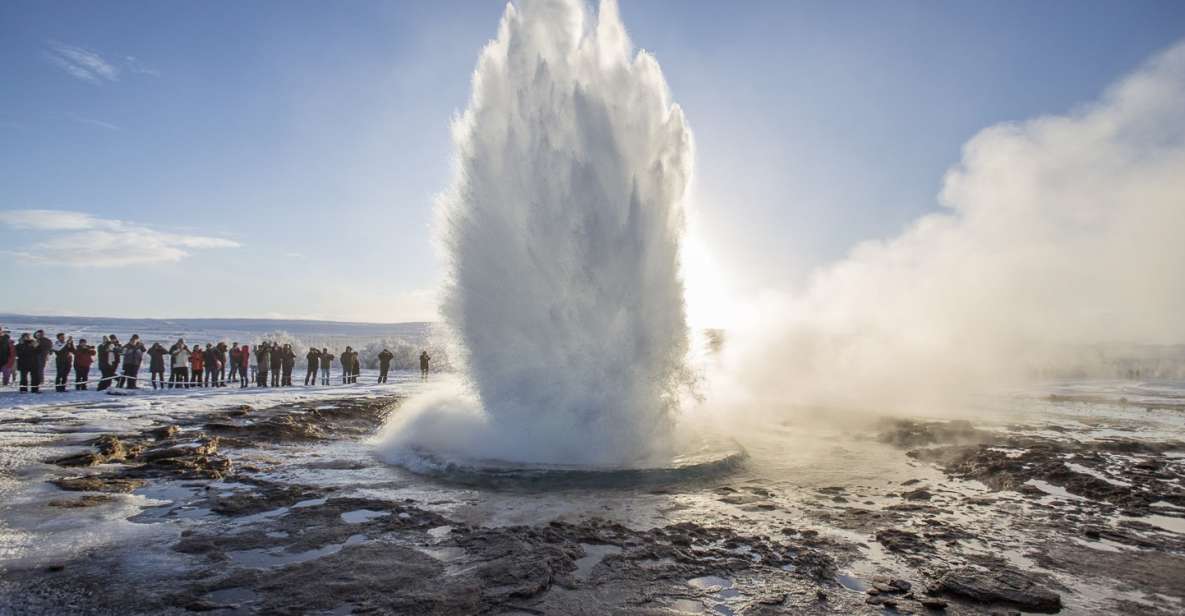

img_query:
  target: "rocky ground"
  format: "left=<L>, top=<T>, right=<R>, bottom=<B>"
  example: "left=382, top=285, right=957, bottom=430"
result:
left=1, top=390, right=1183, bottom=615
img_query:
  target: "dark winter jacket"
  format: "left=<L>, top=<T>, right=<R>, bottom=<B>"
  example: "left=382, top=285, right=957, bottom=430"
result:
left=54, top=340, right=74, bottom=369
left=0, top=333, right=10, bottom=365
left=123, top=342, right=146, bottom=366
left=36, top=336, right=53, bottom=366
left=280, top=348, right=295, bottom=370
left=306, top=349, right=320, bottom=367
left=378, top=350, right=394, bottom=368
left=99, top=342, right=122, bottom=369
left=270, top=348, right=282, bottom=370
left=256, top=347, right=271, bottom=371
left=16, top=340, right=40, bottom=371
left=147, top=346, right=168, bottom=371
left=205, top=348, right=219, bottom=369
left=319, top=353, right=334, bottom=369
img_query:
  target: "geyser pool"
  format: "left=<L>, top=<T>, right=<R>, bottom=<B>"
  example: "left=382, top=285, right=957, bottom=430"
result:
left=379, top=0, right=696, bottom=468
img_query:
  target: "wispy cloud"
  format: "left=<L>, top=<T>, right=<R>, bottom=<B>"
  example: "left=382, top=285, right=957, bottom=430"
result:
left=2, top=209, right=239, bottom=267
left=45, top=41, right=119, bottom=84
left=124, top=55, right=160, bottom=77
left=66, top=112, right=119, bottom=131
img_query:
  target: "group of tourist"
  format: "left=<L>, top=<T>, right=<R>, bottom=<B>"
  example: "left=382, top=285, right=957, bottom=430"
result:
left=0, top=325, right=431, bottom=394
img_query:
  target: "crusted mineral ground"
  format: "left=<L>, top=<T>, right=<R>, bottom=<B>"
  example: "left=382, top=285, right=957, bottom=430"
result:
left=1, top=388, right=1183, bottom=615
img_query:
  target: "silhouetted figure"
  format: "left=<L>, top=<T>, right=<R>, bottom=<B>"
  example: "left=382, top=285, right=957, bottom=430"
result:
left=319, top=348, right=333, bottom=385
left=168, top=338, right=186, bottom=388
left=419, top=351, right=430, bottom=380
left=280, top=344, right=295, bottom=386
left=204, top=343, right=219, bottom=387
left=73, top=339, right=95, bottom=389
left=256, top=343, right=271, bottom=387
left=341, top=347, right=354, bottom=384
left=216, top=342, right=228, bottom=386
left=305, top=347, right=320, bottom=386
left=120, top=335, right=146, bottom=388
left=147, top=342, right=167, bottom=389
left=97, top=335, right=121, bottom=391
left=237, top=344, right=250, bottom=388
left=34, top=330, right=53, bottom=391
left=53, top=333, right=73, bottom=392
left=0, top=326, right=11, bottom=387
left=229, top=342, right=242, bottom=384
left=16, top=334, right=41, bottom=393
left=270, top=343, right=283, bottom=387
left=190, top=344, right=204, bottom=387
left=377, top=349, right=393, bottom=383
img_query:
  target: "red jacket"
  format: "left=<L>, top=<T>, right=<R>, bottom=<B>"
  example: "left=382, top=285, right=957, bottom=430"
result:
left=190, top=351, right=204, bottom=371
left=74, top=345, right=95, bottom=369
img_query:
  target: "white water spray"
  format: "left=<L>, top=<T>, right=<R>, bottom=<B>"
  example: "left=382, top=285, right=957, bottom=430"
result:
left=381, top=0, right=694, bottom=466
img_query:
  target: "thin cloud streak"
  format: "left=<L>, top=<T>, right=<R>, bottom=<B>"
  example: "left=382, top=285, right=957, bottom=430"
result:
left=45, top=41, right=119, bottom=84
left=1, top=209, right=239, bottom=267
left=66, top=113, right=120, bottom=131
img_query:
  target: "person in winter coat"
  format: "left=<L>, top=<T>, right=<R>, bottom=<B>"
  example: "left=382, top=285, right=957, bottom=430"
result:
left=377, top=349, right=394, bottom=384
left=73, top=339, right=95, bottom=389
left=171, top=344, right=190, bottom=389
left=167, top=338, right=185, bottom=388
left=34, top=330, right=53, bottom=389
left=216, top=342, right=228, bottom=387
left=0, top=326, right=11, bottom=386
left=255, top=343, right=271, bottom=388
left=237, top=344, right=250, bottom=388
left=189, top=345, right=205, bottom=387
left=279, top=344, right=295, bottom=386
left=340, top=347, right=354, bottom=384
left=419, top=350, right=430, bottom=380
left=203, top=344, right=219, bottom=387
left=97, top=335, right=122, bottom=391
left=120, top=335, right=146, bottom=389
left=269, top=343, right=283, bottom=387
left=16, top=333, right=43, bottom=393
left=304, top=347, right=320, bottom=386
left=147, top=342, right=168, bottom=389
left=228, top=342, right=241, bottom=385
left=319, top=348, right=333, bottom=385
left=53, top=333, right=74, bottom=392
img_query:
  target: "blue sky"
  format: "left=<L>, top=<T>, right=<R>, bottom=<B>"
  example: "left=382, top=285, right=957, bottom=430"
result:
left=2, top=1, right=1183, bottom=322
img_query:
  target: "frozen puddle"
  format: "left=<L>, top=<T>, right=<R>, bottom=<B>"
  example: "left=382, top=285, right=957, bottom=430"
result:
left=573, top=543, right=622, bottom=579
left=227, top=534, right=367, bottom=568
left=1066, top=462, right=1131, bottom=487
left=340, top=509, right=390, bottom=524
left=1123, top=514, right=1185, bottom=534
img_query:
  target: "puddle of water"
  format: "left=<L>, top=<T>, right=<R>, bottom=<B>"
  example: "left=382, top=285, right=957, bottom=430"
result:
left=1123, top=514, right=1185, bottom=534
left=1066, top=462, right=1131, bottom=487
left=573, top=543, right=623, bottom=579
left=1026, top=479, right=1088, bottom=502
left=340, top=509, right=390, bottom=524
left=227, top=533, right=367, bottom=568
left=688, top=575, right=732, bottom=591
left=292, top=497, right=328, bottom=509
left=669, top=598, right=705, bottom=613
left=835, top=573, right=868, bottom=592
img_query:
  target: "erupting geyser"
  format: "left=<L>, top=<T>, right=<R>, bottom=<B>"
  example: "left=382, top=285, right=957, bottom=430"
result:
left=379, top=0, right=696, bottom=467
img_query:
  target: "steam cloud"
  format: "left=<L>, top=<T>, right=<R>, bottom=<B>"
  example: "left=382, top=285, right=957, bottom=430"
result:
left=713, top=42, right=1185, bottom=413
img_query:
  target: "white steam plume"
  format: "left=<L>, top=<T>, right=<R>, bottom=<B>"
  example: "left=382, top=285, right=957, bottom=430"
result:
left=715, top=42, right=1185, bottom=413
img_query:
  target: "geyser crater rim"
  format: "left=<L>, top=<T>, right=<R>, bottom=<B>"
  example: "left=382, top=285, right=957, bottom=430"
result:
left=382, top=439, right=748, bottom=486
